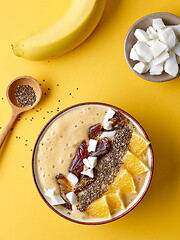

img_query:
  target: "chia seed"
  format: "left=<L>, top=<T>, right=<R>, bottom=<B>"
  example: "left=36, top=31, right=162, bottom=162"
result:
left=15, top=85, right=36, bottom=107
left=76, top=124, right=132, bottom=212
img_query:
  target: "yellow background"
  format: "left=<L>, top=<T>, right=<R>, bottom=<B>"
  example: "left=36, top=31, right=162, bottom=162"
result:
left=0, top=0, right=180, bottom=239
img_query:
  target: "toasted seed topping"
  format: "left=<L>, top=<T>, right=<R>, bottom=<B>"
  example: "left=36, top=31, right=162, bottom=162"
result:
left=76, top=125, right=132, bottom=211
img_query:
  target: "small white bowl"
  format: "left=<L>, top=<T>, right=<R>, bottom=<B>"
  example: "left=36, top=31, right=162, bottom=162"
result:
left=124, top=12, right=180, bottom=82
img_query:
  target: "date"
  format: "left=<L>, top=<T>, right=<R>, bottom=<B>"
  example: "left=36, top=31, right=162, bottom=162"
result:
left=88, top=123, right=102, bottom=139
left=56, top=174, right=72, bottom=210
left=69, top=140, right=88, bottom=178
left=89, top=137, right=111, bottom=159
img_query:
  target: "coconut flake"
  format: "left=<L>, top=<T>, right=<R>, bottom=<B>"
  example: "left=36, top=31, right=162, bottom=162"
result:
left=44, top=188, right=55, bottom=198
left=81, top=169, right=94, bottom=178
left=88, top=156, right=97, bottom=169
left=158, top=27, right=176, bottom=49
left=134, top=41, right=153, bottom=62
left=150, top=64, right=163, bottom=75
left=173, top=42, right=180, bottom=56
left=164, top=52, right=179, bottom=77
left=152, top=18, right=165, bottom=30
left=51, top=195, right=65, bottom=205
left=134, top=29, right=150, bottom=42
left=67, top=173, right=78, bottom=186
left=100, top=131, right=116, bottom=139
left=133, top=62, right=149, bottom=74
left=88, top=139, right=98, bottom=152
left=66, top=192, right=77, bottom=205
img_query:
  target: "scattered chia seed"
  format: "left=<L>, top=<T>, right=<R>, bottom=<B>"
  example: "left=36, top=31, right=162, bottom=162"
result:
left=15, top=85, right=36, bottom=107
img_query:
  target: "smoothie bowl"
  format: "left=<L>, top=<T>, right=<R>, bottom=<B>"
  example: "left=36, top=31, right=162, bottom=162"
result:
left=32, top=103, right=154, bottom=224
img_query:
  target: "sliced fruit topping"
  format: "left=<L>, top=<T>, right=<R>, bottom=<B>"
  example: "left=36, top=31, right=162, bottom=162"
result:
left=56, top=174, right=72, bottom=210
left=123, top=151, right=149, bottom=176
left=106, top=190, right=125, bottom=214
left=109, top=169, right=136, bottom=193
left=129, top=132, right=150, bottom=156
left=86, top=196, right=111, bottom=218
left=69, top=140, right=88, bottom=177
left=89, top=137, right=111, bottom=158
left=88, top=123, right=102, bottom=139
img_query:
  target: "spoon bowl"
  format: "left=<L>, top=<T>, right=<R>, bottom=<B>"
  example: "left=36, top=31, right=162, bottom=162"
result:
left=7, top=76, right=42, bottom=113
left=124, top=12, right=180, bottom=82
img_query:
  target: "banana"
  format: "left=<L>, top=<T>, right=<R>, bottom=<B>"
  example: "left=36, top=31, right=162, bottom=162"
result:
left=12, top=0, right=106, bottom=61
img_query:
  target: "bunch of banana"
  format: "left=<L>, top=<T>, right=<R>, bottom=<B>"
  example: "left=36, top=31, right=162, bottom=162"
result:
left=12, top=0, right=106, bottom=61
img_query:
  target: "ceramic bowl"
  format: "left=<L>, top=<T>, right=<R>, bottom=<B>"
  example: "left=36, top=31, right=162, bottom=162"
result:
left=124, top=12, right=180, bottom=82
left=32, top=102, right=154, bottom=224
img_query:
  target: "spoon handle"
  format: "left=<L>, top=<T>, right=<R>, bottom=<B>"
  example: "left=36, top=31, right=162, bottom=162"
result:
left=0, top=112, right=19, bottom=149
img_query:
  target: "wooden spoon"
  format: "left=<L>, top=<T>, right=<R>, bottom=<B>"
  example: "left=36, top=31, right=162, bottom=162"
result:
left=0, top=76, right=42, bottom=149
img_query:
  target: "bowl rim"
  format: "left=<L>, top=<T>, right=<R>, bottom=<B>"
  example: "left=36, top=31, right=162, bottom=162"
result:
left=32, top=102, right=154, bottom=225
left=124, top=12, right=180, bottom=82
